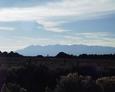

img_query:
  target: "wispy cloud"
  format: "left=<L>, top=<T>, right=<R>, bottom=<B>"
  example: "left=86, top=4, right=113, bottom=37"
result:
left=64, top=32, right=115, bottom=47
left=0, top=36, right=50, bottom=51
left=36, top=20, right=67, bottom=32
left=0, top=0, right=114, bottom=32
left=0, top=0, right=115, bottom=51
left=75, top=32, right=112, bottom=38
left=0, top=27, right=15, bottom=31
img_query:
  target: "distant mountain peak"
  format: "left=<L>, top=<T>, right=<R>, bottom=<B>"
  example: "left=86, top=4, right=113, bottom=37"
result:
left=16, top=44, right=115, bottom=56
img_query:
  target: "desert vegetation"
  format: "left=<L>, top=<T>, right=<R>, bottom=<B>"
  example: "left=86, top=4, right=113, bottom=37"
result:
left=0, top=51, right=115, bottom=92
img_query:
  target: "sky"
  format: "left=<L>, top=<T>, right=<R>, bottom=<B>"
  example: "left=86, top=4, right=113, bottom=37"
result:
left=0, top=0, right=115, bottom=51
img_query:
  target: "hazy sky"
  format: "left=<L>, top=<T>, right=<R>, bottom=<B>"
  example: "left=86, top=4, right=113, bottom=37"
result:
left=0, top=0, right=115, bottom=51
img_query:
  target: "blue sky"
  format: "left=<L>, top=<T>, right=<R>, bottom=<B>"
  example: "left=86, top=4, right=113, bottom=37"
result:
left=0, top=0, right=115, bottom=51
left=0, top=0, right=59, bottom=7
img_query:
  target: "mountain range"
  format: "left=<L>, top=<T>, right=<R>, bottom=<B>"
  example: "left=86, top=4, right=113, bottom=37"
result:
left=16, top=45, right=115, bottom=56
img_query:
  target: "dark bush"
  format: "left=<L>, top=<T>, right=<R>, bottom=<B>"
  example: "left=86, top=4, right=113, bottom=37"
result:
left=55, top=73, right=102, bottom=92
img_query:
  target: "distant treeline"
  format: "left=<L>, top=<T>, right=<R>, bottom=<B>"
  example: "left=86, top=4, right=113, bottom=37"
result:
left=55, top=52, right=115, bottom=59
left=53, top=52, right=115, bottom=60
left=0, top=51, right=23, bottom=57
left=0, top=51, right=115, bottom=59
